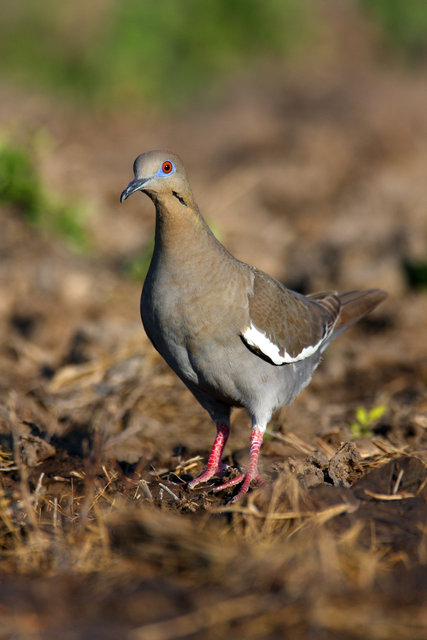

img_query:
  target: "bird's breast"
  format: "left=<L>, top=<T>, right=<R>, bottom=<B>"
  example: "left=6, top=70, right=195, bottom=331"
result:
left=140, top=258, right=250, bottom=391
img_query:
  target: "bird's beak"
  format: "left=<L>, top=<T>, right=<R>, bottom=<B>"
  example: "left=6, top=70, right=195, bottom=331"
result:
left=120, top=177, right=149, bottom=203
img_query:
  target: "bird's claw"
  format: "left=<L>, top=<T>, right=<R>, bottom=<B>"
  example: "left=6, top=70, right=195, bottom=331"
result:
left=212, top=470, right=265, bottom=502
left=187, top=462, right=230, bottom=489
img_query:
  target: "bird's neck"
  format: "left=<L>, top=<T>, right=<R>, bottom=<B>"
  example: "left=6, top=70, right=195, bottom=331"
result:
left=151, top=193, right=226, bottom=263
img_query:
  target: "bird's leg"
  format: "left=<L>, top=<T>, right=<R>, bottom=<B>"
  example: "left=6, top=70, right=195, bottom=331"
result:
left=187, top=422, right=230, bottom=488
left=212, top=426, right=265, bottom=501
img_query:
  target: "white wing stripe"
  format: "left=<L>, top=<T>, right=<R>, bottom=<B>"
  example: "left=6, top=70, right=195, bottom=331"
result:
left=243, top=323, right=323, bottom=365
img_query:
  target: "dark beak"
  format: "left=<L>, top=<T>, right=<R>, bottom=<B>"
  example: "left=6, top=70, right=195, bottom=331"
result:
left=120, top=178, right=149, bottom=203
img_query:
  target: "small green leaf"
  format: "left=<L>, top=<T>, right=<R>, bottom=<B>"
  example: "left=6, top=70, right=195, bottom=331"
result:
left=356, top=407, right=368, bottom=426
left=368, top=405, right=386, bottom=422
left=350, top=404, right=387, bottom=439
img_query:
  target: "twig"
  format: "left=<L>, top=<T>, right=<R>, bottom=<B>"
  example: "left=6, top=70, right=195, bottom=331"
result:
left=212, top=502, right=358, bottom=522
left=158, top=483, right=179, bottom=502
left=264, top=430, right=315, bottom=455
left=364, top=489, right=414, bottom=501
left=136, top=479, right=153, bottom=501
left=392, top=468, right=404, bottom=494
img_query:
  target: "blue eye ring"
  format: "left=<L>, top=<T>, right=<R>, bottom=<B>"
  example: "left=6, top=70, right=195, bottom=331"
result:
left=155, top=160, right=176, bottom=177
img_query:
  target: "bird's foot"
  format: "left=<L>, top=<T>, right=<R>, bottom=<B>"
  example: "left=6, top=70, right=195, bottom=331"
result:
left=212, top=469, right=265, bottom=502
left=187, top=461, right=229, bottom=489
left=187, top=422, right=230, bottom=489
left=212, top=427, right=265, bottom=502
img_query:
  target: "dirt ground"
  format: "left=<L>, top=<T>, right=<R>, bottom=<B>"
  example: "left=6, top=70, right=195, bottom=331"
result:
left=0, top=33, right=426, bottom=640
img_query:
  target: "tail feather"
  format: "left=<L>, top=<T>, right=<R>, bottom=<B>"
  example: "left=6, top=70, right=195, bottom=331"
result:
left=333, top=288, right=387, bottom=338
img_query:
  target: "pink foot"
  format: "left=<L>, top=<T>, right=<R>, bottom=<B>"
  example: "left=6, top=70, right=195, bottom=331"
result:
left=188, top=422, right=229, bottom=489
left=187, top=461, right=229, bottom=488
left=212, top=427, right=265, bottom=502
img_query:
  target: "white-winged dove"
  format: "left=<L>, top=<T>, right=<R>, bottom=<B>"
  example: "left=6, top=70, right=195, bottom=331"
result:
left=121, top=151, right=386, bottom=502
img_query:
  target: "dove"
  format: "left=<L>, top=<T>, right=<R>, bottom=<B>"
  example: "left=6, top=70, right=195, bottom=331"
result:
left=121, top=151, right=386, bottom=501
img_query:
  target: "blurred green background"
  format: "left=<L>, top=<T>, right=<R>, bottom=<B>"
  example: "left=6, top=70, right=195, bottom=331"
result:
left=1, top=0, right=426, bottom=110
left=0, top=0, right=426, bottom=286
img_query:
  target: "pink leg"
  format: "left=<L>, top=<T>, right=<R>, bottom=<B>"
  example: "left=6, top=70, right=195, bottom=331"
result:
left=212, top=427, right=265, bottom=502
left=188, top=422, right=230, bottom=489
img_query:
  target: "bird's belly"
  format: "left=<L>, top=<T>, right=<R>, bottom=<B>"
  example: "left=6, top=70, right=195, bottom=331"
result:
left=218, top=350, right=321, bottom=424
left=141, top=279, right=321, bottom=420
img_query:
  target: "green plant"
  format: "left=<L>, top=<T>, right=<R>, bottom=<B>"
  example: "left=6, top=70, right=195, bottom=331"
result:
left=122, top=239, right=155, bottom=281
left=403, top=257, right=427, bottom=290
left=0, top=143, right=43, bottom=218
left=0, top=139, right=90, bottom=251
left=349, top=405, right=386, bottom=438
left=0, top=0, right=312, bottom=108
left=357, top=0, right=427, bottom=61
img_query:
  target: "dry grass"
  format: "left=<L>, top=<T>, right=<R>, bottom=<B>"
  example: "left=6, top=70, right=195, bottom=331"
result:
left=0, top=259, right=425, bottom=638
left=0, top=422, right=426, bottom=639
left=1, top=15, right=427, bottom=637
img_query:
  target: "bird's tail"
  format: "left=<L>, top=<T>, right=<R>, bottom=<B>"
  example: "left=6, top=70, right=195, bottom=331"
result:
left=332, top=288, right=387, bottom=339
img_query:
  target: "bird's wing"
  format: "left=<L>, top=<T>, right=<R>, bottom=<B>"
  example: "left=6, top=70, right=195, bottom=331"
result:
left=240, top=269, right=340, bottom=365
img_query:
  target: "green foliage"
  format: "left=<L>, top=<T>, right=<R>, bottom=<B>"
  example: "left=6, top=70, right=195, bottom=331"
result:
left=403, top=258, right=427, bottom=290
left=0, top=143, right=43, bottom=220
left=103, top=0, right=310, bottom=106
left=357, top=0, right=427, bottom=61
left=2, top=1, right=427, bottom=108
left=0, top=0, right=311, bottom=108
left=0, top=140, right=90, bottom=251
left=122, top=239, right=155, bottom=281
left=349, top=405, right=386, bottom=439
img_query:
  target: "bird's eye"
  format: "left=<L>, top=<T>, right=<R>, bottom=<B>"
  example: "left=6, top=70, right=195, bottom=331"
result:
left=162, top=161, right=173, bottom=174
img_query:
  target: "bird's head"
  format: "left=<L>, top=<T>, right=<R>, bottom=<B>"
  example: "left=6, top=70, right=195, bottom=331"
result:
left=120, top=150, right=192, bottom=206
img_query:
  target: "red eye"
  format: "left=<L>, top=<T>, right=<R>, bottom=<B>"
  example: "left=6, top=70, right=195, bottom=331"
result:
left=162, top=161, right=173, bottom=174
